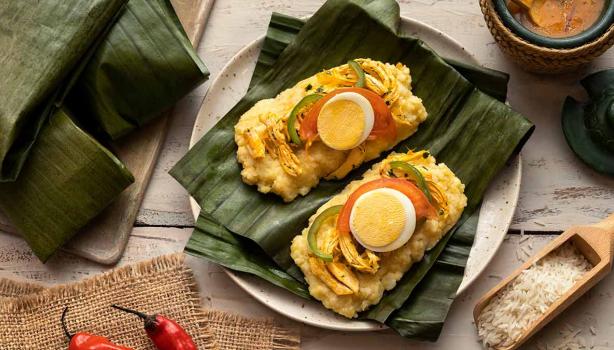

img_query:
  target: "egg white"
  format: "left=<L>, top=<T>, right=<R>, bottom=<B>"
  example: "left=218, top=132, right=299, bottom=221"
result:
left=349, top=188, right=416, bottom=252
left=318, top=92, right=374, bottom=150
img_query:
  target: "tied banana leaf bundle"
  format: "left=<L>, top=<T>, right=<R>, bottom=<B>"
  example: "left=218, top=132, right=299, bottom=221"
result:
left=171, top=0, right=534, bottom=340
left=0, top=0, right=208, bottom=262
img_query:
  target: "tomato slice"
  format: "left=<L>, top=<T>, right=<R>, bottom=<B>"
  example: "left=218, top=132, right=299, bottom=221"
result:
left=336, top=178, right=438, bottom=236
left=298, top=87, right=396, bottom=144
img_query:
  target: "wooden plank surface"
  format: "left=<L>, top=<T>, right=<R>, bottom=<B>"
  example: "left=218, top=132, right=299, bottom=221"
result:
left=1, top=0, right=614, bottom=348
left=2, top=231, right=613, bottom=349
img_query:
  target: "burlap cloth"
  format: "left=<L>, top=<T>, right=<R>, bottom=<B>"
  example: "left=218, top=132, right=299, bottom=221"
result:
left=0, top=253, right=300, bottom=350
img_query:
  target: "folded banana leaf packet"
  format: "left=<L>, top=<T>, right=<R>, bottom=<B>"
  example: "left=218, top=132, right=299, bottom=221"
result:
left=0, top=0, right=126, bottom=182
left=0, top=0, right=208, bottom=262
left=171, top=0, right=533, bottom=341
left=65, top=0, right=209, bottom=140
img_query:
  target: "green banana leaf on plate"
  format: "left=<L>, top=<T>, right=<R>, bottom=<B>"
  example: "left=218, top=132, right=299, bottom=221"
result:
left=171, top=0, right=533, bottom=341
left=0, top=0, right=208, bottom=262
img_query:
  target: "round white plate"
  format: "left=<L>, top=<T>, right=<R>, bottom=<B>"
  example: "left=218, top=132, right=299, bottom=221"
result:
left=189, top=17, right=521, bottom=331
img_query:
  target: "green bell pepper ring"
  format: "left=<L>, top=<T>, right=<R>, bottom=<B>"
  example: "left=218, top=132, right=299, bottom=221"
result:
left=308, top=205, right=343, bottom=261
left=287, top=94, right=323, bottom=145
left=348, top=60, right=365, bottom=88
left=389, top=161, right=434, bottom=203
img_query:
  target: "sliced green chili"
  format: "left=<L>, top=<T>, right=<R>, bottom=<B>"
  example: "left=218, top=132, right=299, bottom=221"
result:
left=389, top=161, right=433, bottom=203
left=308, top=205, right=343, bottom=261
left=348, top=60, right=365, bottom=88
left=287, top=94, right=322, bottom=145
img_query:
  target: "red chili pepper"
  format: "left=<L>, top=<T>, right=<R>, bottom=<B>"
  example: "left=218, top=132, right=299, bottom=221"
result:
left=111, top=305, right=198, bottom=350
left=61, top=307, right=134, bottom=350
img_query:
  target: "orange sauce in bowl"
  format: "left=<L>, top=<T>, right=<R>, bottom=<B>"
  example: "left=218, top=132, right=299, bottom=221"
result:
left=508, top=0, right=606, bottom=38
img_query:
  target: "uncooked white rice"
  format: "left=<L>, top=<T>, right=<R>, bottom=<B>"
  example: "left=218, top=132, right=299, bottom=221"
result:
left=476, top=242, right=592, bottom=349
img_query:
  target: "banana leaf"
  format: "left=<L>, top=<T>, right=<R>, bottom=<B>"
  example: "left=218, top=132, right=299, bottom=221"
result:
left=254, top=16, right=508, bottom=335
left=65, top=0, right=209, bottom=140
left=186, top=10, right=509, bottom=296
left=173, top=0, right=533, bottom=340
left=0, top=110, right=134, bottom=262
left=171, top=0, right=532, bottom=269
left=0, top=0, right=127, bottom=182
left=380, top=211, right=478, bottom=340
left=250, top=13, right=510, bottom=103
left=189, top=212, right=311, bottom=299
left=0, top=0, right=208, bottom=262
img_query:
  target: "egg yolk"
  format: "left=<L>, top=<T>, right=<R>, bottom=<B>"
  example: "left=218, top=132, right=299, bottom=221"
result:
left=317, top=99, right=366, bottom=150
left=350, top=190, right=407, bottom=248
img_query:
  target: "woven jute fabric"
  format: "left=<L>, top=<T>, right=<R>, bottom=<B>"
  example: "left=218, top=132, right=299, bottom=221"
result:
left=203, top=310, right=300, bottom=350
left=479, top=0, right=614, bottom=73
left=0, top=278, right=43, bottom=298
left=0, top=253, right=300, bottom=350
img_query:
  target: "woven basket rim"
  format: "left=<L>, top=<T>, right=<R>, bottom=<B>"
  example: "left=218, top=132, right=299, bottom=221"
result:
left=480, top=0, right=614, bottom=54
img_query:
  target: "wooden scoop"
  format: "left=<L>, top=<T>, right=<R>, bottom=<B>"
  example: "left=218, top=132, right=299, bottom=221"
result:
left=473, top=213, right=614, bottom=350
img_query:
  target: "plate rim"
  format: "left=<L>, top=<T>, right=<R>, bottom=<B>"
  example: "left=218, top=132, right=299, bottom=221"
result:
left=187, top=15, right=520, bottom=331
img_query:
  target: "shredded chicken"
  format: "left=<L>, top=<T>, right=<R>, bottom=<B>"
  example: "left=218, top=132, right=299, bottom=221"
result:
left=244, top=129, right=265, bottom=159
left=318, top=212, right=380, bottom=276
left=325, top=144, right=367, bottom=180
left=309, top=257, right=353, bottom=295
left=424, top=173, right=449, bottom=218
left=326, top=261, right=359, bottom=294
left=339, top=233, right=380, bottom=274
left=315, top=59, right=401, bottom=106
left=261, top=115, right=302, bottom=177
left=318, top=224, right=338, bottom=256
left=309, top=216, right=378, bottom=295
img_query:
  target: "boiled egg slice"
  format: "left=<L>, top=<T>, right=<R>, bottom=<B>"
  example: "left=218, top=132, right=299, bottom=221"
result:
left=317, top=92, right=374, bottom=150
left=349, top=188, right=416, bottom=252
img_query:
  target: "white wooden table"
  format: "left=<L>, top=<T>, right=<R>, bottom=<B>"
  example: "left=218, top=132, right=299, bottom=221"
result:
left=1, top=1, right=613, bottom=349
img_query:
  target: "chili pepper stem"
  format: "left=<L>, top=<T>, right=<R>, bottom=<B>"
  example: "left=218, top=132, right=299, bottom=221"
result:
left=111, top=304, right=148, bottom=320
left=61, top=307, right=74, bottom=340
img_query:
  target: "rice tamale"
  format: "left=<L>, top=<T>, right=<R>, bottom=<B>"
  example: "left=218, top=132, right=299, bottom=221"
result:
left=290, top=150, right=467, bottom=318
left=235, top=59, right=427, bottom=202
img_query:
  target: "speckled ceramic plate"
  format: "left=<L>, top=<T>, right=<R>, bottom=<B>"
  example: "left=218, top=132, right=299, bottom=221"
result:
left=189, top=17, right=521, bottom=331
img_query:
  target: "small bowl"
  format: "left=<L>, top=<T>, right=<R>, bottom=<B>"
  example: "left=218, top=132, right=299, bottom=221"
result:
left=479, top=0, right=614, bottom=73
left=495, top=0, right=614, bottom=49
